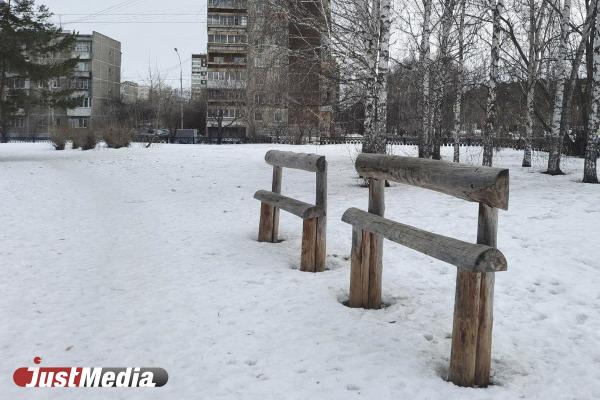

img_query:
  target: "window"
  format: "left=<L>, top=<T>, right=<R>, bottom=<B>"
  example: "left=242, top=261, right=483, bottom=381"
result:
left=254, top=111, right=262, bottom=121
left=82, top=97, right=91, bottom=108
left=75, top=42, right=90, bottom=52
left=13, top=117, right=24, bottom=128
left=51, top=79, right=60, bottom=88
left=70, top=118, right=88, bottom=128
left=274, top=110, right=283, bottom=123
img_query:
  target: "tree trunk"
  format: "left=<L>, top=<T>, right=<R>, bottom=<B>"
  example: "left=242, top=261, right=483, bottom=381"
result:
left=452, top=0, right=466, bottom=163
left=522, top=0, right=539, bottom=167
left=547, top=0, right=572, bottom=175
left=483, top=0, right=503, bottom=167
left=420, top=0, right=433, bottom=158
left=584, top=0, right=600, bottom=183
left=362, top=0, right=390, bottom=155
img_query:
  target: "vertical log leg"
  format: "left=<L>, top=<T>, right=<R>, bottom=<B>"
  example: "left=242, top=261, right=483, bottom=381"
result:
left=474, top=204, right=498, bottom=387
left=449, top=270, right=482, bottom=387
left=349, top=228, right=370, bottom=307
left=368, top=232, right=383, bottom=309
left=272, top=166, right=282, bottom=242
left=449, top=204, right=498, bottom=387
left=300, top=218, right=317, bottom=272
left=258, top=202, right=274, bottom=242
left=367, top=179, right=385, bottom=309
left=315, top=216, right=327, bottom=272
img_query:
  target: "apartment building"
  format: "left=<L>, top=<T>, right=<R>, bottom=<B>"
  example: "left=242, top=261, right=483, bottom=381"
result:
left=121, top=81, right=139, bottom=104
left=191, top=54, right=208, bottom=100
left=205, top=0, right=335, bottom=141
left=206, top=0, right=248, bottom=139
left=7, top=31, right=121, bottom=138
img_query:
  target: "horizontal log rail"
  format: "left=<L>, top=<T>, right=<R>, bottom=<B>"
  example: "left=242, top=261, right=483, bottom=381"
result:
left=355, top=154, right=509, bottom=210
left=254, top=190, right=325, bottom=219
left=342, top=208, right=506, bottom=273
left=265, top=150, right=327, bottom=173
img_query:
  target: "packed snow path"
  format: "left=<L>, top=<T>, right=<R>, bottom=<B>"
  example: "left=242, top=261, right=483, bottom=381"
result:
left=1, top=143, right=599, bottom=399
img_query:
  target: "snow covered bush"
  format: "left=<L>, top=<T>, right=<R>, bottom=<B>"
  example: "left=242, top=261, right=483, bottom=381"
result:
left=49, top=127, right=70, bottom=150
left=102, top=125, right=133, bottom=149
left=71, top=129, right=97, bottom=151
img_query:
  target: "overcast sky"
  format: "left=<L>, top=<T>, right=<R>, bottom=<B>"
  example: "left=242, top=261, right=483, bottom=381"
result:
left=46, top=0, right=208, bottom=88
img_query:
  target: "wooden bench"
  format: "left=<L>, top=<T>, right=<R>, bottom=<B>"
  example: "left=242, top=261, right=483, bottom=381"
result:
left=254, top=150, right=327, bottom=272
left=342, top=154, right=509, bottom=388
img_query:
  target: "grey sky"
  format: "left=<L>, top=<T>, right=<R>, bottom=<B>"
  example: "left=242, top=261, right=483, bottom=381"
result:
left=46, top=0, right=208, bottom=88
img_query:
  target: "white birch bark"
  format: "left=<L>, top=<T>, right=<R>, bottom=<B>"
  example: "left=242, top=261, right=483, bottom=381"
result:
left=483, top=0, right=503, bottom=167
left=452, top=0, right=466, bottom=162
left=436, top=0, right=456, bottom=161
left=584, top=0, right=600, bottom=183
left=376, top=0, right=392, bottom=149
left=546, top=0, right=572, bottom=175
left=522, top=0, right=539, bottom=167
left=362, top=0, right=380, bottom=153
left=420, top=0, right=433, bottom=158
left=362, top=0, right=392, bottom=155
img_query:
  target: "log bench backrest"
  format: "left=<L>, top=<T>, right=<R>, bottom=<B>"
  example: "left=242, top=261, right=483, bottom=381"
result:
left=355, top=154, right=509, bottom=210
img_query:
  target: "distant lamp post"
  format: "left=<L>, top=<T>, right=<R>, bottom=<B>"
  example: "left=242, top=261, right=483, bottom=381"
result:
left=174, top=48, right=184, bottom=131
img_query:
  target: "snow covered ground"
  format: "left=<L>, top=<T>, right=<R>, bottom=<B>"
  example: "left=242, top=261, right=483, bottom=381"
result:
left=0, top=142, right=599, bottom=399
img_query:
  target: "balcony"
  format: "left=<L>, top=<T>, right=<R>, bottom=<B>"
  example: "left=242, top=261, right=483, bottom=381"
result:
left=72, top=51, right=91, bottom=60
left=207, top=80, right=246, bottom=89
left=67, top=107, right=92, bottom=117
left=73, top=71, right=91, bottom=78
left=208, top=0, right=247, bottom=11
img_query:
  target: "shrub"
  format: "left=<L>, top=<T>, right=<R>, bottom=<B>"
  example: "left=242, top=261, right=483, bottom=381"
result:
left=103, top=125, right=133, bottom=149
left=71, top=129, right=98, bottom=151
left=49, top=127, right=70, bottom=150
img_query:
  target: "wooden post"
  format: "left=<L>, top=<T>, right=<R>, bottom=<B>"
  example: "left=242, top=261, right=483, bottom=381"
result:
left=367, top=178, right=385, bottom=309
left=449, top=204, right=498, bottom=387
left=272, top=166, right=282, bottom=242
left=348, top=179, right=384, bottom=309
left=315, top=166, right=327, bottom=272
left=300, top=218, right=317, bottom=272
left=474, top=204, right=498, bottom=387
left=349, top=228, right=370, bottom=307
left=258, top=203, right=274, bottom=242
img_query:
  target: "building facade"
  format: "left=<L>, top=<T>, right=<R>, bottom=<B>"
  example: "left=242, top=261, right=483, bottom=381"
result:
left=206, top=0, right=248, bottom=139
left=121, top=81, right=139, bottom=104
left=7, top=31, right=121, bottom=138
left=191, top=53, right=208, bottom=100
left=205, top=0, right=335, bottom=141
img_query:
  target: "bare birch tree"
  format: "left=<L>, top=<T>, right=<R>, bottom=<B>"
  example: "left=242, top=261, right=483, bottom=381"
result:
left=546, top=0, right=572, bottom=174
left=420, top=0, right=433, bottom=158
left=584, top=0, right=600, bottom=183
left=483, top=0, right=503, bottom=167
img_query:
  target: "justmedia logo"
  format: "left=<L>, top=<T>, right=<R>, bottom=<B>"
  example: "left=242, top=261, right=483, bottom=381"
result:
left=13, top=357, right=168, bottom=388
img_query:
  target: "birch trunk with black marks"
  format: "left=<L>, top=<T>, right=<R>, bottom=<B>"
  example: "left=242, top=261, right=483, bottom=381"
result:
left=452, top=0, right=466, bottom=162
left=483, top=0, right=503, bottom=167
left=362, top=0, right=391, bottom=155
left=522, top=0, right=540, bottom=167
left=546, top=0, right=572, bottom=175
left=584, top=0, right=600, bottom=183
left=420, top=0, right=433, bottom=158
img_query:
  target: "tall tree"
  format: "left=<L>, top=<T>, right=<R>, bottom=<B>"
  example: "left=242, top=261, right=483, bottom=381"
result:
left=483, top=0, right=503, bottom=167
left=0, top=0, right=79, bottom=142
left=452, top=0, right=467, bottom=162
left=584, top=0, right=600, bottom=183
left=419, top=0, right=433, bottom=158
left=546, top=0, right=572, bottom=174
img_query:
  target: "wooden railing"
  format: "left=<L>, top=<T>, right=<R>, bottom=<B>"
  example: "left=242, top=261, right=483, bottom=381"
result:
left=341, top=154, right=510, bottom=388
left=254, top=150, right=327, bottom=272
